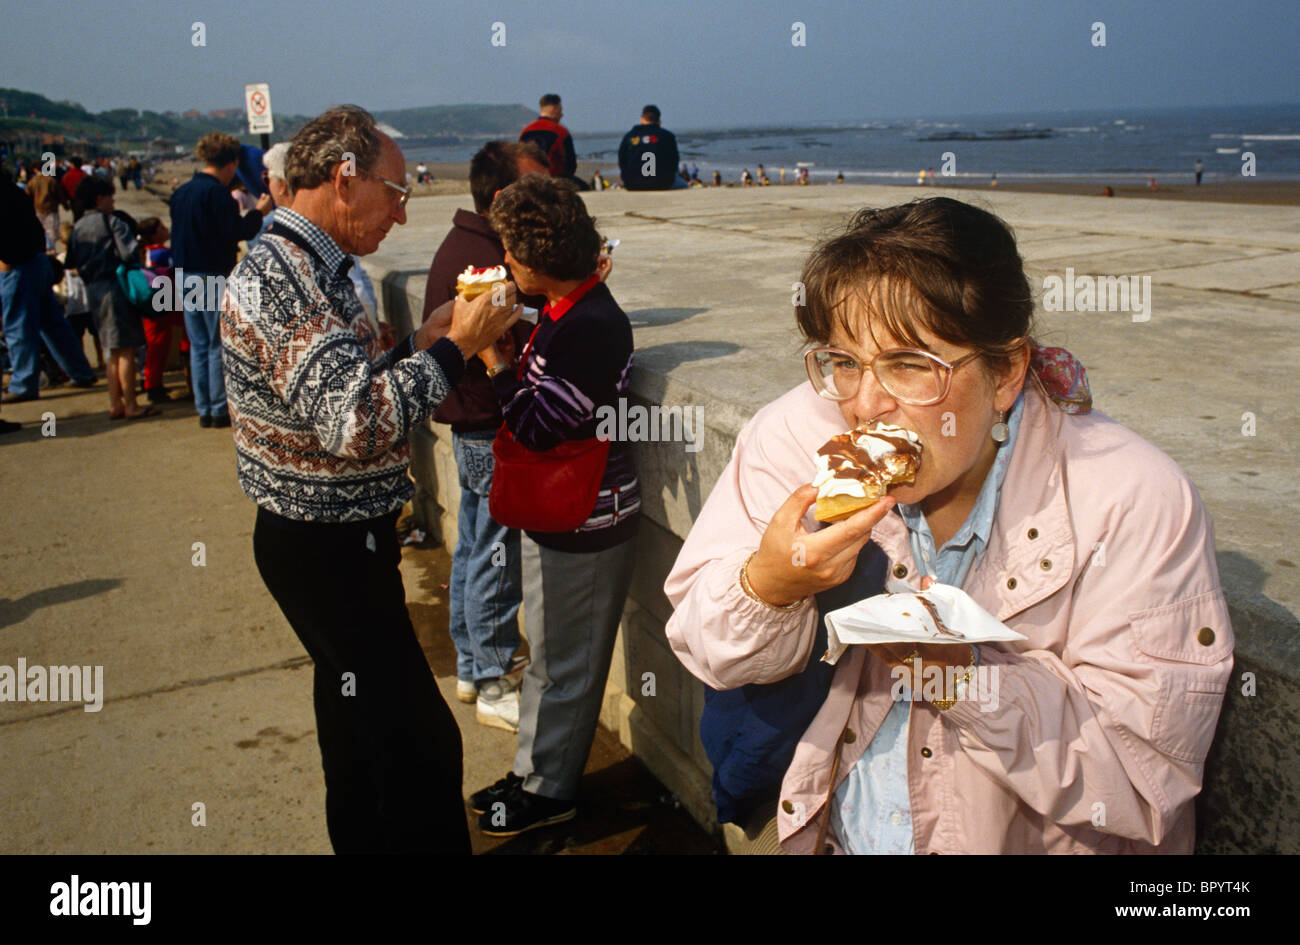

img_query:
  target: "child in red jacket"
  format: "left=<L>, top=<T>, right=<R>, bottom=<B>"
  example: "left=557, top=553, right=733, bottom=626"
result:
left=137, top=217, right=190, bottom=402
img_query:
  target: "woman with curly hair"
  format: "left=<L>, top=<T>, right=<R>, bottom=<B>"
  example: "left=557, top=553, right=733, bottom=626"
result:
left=467, top=174, right=638, bottom=837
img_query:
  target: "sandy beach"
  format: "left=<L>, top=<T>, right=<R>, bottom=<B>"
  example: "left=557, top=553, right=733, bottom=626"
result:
left=917, top=176, right=1300, bottom=206
left=415, top=159, right=1300, bottom=206
left=150, top=157, right=1300, bottom=207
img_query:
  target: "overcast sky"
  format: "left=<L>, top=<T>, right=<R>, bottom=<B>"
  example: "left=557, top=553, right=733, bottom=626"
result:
left=4, top=0, right=1297, bottom=133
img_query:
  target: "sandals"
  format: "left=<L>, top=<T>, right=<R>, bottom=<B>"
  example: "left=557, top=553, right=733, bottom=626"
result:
left=110, top=407, right=161, bottom=421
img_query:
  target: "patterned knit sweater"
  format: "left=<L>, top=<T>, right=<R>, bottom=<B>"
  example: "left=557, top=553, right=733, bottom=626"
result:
left=219, top=208, right=465, bottom=522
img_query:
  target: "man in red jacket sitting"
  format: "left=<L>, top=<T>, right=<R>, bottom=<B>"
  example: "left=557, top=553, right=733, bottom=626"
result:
left=519, top=94, right=588, bottom=191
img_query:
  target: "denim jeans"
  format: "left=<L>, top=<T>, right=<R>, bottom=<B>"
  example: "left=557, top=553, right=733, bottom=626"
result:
left=448, top=430, right=522, bottom=683
left=184, top=290, right=227, bottom=418
left=0, top=252, right=94, bottom=396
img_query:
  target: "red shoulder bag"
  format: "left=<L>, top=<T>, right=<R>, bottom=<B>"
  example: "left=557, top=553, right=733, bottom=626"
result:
left=488, top=321, right=610, bottom=532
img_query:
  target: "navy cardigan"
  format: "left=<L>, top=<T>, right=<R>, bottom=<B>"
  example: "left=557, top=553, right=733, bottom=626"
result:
left=700, top=542, right=889, bottom=826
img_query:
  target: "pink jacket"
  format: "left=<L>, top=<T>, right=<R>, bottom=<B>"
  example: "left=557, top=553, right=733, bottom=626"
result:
left=664, top=380, right=1233, bottom=853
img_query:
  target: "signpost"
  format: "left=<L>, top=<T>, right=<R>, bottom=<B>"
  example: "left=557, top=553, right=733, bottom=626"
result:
left=244, top=83, right=273, bottom=150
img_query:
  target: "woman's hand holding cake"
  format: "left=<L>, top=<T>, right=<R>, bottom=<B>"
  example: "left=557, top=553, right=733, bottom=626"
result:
left=743, top=484, right=896, bottom=610
left=744, top=424, right=918, bottom=608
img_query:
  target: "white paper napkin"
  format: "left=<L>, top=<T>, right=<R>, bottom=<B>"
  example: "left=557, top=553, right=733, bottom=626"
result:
left=822, top=582, right=1026, bottom=665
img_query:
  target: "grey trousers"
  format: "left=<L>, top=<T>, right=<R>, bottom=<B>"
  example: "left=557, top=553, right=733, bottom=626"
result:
left=515, top=531, right=637, bottom=800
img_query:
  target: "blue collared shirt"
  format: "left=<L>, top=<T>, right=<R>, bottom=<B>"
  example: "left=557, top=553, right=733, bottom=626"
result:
left=830, top=392, right=1025, bottom=854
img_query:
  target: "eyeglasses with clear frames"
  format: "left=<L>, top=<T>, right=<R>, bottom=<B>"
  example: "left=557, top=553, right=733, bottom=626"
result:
left=804, top=345, right=981, bottom=406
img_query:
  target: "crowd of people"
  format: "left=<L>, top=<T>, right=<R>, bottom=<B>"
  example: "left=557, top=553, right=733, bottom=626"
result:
left=0, top=136, right=275, bottom=428
left=1, top=93, right=1232, bottom=856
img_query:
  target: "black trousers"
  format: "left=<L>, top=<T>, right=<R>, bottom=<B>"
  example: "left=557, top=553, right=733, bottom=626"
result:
left=253, top=506, right=470, bottom=854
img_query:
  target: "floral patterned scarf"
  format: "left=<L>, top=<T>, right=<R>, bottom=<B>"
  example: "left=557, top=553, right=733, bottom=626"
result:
left=1030, top=345, right=1092, bottom=414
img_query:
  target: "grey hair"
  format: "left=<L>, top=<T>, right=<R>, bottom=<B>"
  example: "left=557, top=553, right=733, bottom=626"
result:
left=263, top=142, right=291, bottom=184
left=285, top=105, right=383, bottom=193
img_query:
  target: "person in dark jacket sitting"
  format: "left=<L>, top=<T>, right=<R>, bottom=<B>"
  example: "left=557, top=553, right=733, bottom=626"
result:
left=468, top=174, right=638, bottom=837
left=617, top=105, right=684, bottom=191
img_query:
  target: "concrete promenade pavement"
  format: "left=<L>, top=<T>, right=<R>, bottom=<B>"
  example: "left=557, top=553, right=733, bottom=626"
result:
left=0, top=380, right=714, bottom=853
left=0, top=384, right=333, bottom=853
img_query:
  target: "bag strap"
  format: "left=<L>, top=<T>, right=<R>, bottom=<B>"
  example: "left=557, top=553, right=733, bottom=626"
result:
left=516, top=319, right=543, bottom=379
left=102, top=211, right=134, bottom=267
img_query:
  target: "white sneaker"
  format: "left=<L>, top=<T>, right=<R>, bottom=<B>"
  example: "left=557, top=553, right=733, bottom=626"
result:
left=456, top=679, right=477, bottom=704
left=476, top=676, right=520, bottom=733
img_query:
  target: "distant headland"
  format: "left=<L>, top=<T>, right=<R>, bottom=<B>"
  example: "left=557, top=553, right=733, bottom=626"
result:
left=0, top=87, right=535, bottom=157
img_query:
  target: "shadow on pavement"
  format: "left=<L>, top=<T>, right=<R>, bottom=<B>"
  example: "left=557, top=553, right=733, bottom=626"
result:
left=399, top=530, right=723, bottom=855
left=0, top=578, right=124, bottom=629
left=634, top=339, right=742, bottom=375
left=625, top=307, right=708, bottom=328
left=470, top=754, right=724, bottom=855
left=0, top=400, right=199, bottom=443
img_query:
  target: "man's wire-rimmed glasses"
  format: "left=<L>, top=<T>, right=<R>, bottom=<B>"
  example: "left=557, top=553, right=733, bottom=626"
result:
left=364, top=171, right=411, bottom=210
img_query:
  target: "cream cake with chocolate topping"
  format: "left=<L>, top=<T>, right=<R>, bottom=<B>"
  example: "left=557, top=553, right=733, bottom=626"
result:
left=813, top=424, right=922, bottom=523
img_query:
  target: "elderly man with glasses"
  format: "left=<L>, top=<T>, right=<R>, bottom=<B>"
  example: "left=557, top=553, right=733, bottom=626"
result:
left=220, top=105, right=521, bottom=854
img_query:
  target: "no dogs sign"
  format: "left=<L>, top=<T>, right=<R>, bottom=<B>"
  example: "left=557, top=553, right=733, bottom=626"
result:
left=245, top=84, right=274, bottom=135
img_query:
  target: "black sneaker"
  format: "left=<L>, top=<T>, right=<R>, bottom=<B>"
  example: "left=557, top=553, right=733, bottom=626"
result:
left=468, top=772, right=523, bottom=814
left=198, top=414, right=212, bottom=428
left=212, top=414, right=231, bottom=429
left=477, top=787, right=576, bottom=838
left=0, top=418, right=21, bottom=435
left=145, top=386, right=169, bottom=403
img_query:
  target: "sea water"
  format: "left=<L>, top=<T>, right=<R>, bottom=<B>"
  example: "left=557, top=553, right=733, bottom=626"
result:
left=406, top=102, right=1299, bottom=186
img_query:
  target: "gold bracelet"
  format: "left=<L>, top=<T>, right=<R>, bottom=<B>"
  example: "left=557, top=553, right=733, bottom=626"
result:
left=931, top=645, right=978, bottom=712
left=487, top=360, right=514, bottom=377
left=739, top=552, right=806, bottom=612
